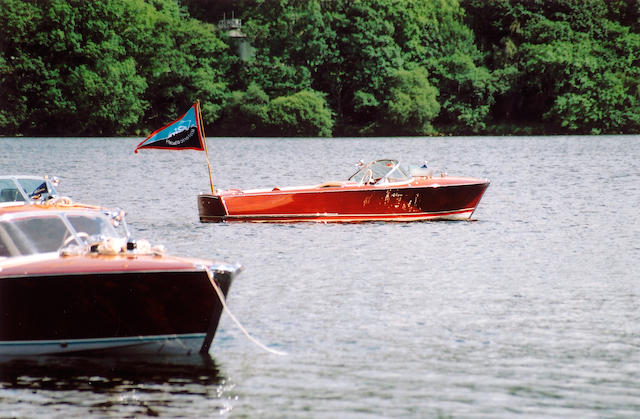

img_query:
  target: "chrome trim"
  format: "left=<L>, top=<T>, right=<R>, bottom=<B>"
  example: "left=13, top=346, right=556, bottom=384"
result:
left=208, top=261, right=243, bottom=274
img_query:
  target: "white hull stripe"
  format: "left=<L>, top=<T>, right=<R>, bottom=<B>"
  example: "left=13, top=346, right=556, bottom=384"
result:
left=0, top=333, right=205, bottom=346
left=0, top=334, right=206, bottom=356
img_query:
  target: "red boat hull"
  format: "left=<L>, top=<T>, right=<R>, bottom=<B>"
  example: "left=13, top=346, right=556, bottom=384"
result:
left=198, top=177, right=489, bottom=223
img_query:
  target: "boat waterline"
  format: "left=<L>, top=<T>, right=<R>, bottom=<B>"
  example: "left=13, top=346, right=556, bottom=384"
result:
left=198, top=203, right=478, bottom=222
left=0, top=333, right=209, bottom=356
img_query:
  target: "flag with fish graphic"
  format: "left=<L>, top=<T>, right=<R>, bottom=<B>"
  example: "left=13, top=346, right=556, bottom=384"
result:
left=135, top=103, right=205, bottom=153
left=28, top=182, right=49, bottom=198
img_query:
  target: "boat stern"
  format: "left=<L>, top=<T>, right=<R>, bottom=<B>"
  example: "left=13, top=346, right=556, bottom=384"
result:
left=198, top=194, right=227, bottom=222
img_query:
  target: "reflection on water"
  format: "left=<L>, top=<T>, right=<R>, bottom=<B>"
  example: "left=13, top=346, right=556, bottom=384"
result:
left=0, top=354, right=234, bottom=416
left=0, top=354, right=222, bottom=389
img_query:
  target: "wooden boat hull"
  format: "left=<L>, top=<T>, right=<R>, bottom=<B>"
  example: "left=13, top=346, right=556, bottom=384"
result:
left=199, top=177, right=489, bottom=223
left=0, top=255, right=238, bottom=356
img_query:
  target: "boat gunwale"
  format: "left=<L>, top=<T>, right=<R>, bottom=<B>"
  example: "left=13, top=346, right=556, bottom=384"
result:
left=0, top=251, right=241, bottom=276
left=210, top=177, right=490, bottom=198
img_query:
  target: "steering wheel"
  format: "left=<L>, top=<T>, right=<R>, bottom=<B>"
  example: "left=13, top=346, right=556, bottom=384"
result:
left=60, top=232, right=90, bottom=248
left=361, top=169, right=373, bottom=185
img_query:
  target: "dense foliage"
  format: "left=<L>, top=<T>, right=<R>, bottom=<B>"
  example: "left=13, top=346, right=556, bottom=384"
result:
left=461, top=0, right=640, bottom=134
left=2, top=0, right=640, bottom=136
left=0, top=0, right=231, bottom=136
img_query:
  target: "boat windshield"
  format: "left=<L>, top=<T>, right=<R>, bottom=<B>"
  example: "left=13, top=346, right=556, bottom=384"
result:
left=348, top=160, right=410, bottom=184
left=0, top=211, right=120, bottom=257
left=0, top=177, right=58, bottom=203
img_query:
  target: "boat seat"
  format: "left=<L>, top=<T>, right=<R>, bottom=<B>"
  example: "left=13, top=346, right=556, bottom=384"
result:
left=315, top=181, right=345, bottom=188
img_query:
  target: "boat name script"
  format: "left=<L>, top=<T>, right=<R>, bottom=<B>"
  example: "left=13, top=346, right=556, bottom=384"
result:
left=166, top=127, right=197, bottom=146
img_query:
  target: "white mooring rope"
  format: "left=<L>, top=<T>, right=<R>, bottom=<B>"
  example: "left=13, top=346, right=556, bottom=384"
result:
left=205, top=267, right=287, bottom=356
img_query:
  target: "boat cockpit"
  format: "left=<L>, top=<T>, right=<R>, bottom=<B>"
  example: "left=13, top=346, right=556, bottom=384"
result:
left=348, top=159, right=411, bottom=185
left=0, top=210, right=126, bottom=258
left=0, top=176, right=59, bottom=204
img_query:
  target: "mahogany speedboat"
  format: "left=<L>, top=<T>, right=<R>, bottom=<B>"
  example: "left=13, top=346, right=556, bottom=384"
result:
left=0, top=205, right=241, bottom=357
left=198, top=159, right=489, bottom=223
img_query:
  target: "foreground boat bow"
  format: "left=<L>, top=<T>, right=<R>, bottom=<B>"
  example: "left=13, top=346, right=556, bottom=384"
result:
left=0, top=206, right=241, bottom=357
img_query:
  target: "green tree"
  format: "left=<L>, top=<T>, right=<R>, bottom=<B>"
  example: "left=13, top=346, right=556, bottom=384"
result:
left=429, top=52, right=494, bottom=133
left=382, top=67, right=440, bottom=135
left=0, top=0, right=231, bottom=136
left=461, top=0, right=640, bottom=134
left=265, top=90, right=334, bottom=137
left=191, top=0, right=498, bottom=135
left=238, top=0, right=319, bottom=97
left=386, top=0, right=494, bottom=133
left=214, top=82, right=269, bottom=136
left=111, top=0, right=231, bottom=130
left=325, top=0, right=404, bottom=133
left=522, top=31, right=640, bottom=134
left=237, top=0, right=407, bottom=135
left=0, top=0, right=148, bottom=135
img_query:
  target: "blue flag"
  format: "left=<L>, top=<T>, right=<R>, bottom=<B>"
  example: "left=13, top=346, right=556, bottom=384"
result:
left=29, top=182, right=49, bottom=198
left=135, top=104, right=205, bottom=153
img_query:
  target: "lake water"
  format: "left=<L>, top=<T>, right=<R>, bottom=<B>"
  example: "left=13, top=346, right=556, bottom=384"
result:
left=1, top=136, right=639, bottom=417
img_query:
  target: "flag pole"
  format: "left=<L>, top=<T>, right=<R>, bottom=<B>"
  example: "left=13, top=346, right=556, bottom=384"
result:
left=197, top=100, right=215, bottom=194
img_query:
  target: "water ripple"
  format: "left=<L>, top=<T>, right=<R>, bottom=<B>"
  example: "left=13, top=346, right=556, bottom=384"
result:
left=2, top=136, right=639, bottom=417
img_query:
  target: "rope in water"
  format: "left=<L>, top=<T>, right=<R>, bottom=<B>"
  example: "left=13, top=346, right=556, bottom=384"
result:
left=205, top=267, right=287, bottom=356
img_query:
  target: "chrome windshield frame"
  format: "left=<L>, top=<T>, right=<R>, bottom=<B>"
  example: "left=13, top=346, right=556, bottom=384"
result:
left=0, top=210, right=122, bottom=257
left=348, top=160, right=410, bottom=184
